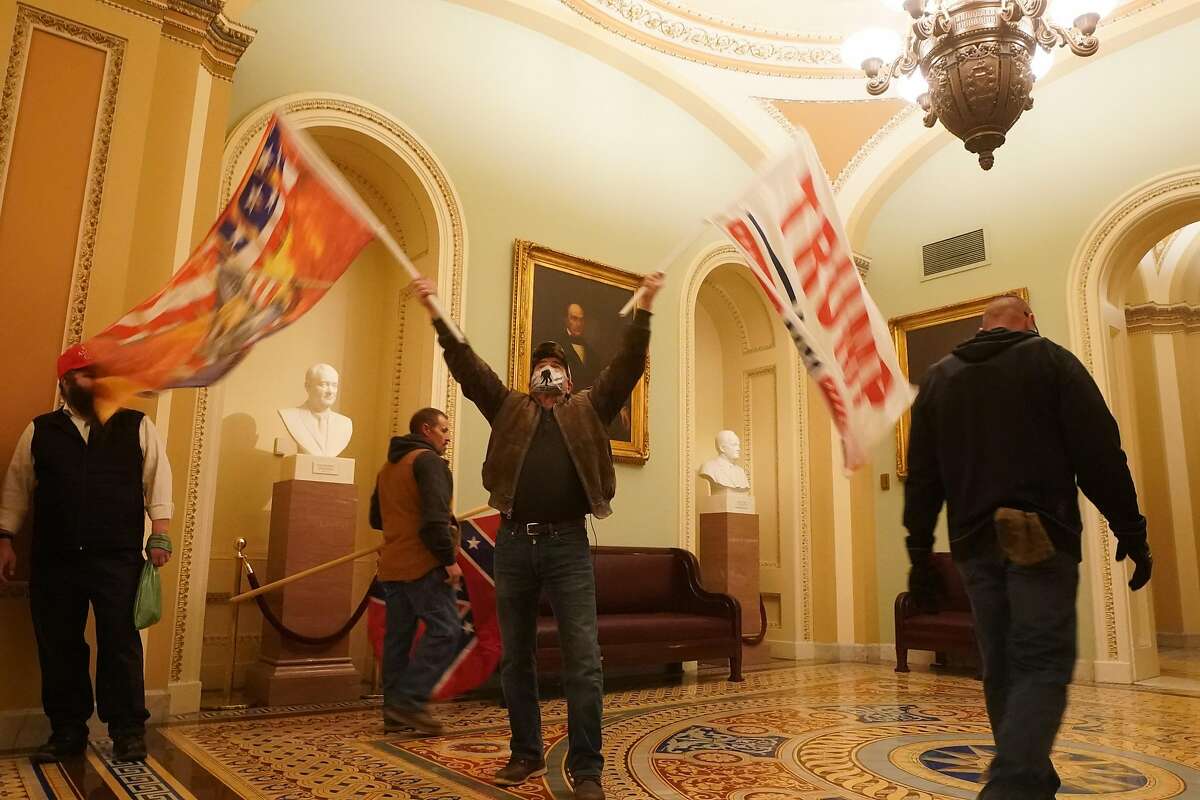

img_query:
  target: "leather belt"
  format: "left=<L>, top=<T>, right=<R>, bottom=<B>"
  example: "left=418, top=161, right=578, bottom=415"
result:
left=506, top=518, right=586, bottom=536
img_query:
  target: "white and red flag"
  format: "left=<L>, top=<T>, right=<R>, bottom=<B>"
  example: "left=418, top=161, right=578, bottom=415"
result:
left=712, top=131, right=915, bottom=472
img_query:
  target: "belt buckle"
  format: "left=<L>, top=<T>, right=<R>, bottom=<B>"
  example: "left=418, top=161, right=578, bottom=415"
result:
left=524, top=521, right=541, bottom=536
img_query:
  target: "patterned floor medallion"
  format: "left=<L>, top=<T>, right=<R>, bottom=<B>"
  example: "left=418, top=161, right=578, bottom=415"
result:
left=6, top=664, right=1193, bottom=799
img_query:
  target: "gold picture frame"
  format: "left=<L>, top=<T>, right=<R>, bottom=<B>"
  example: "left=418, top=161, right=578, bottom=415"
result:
left=509, top=240, right=650, bottom=464
left=889, top=287, right=1029, bottom=478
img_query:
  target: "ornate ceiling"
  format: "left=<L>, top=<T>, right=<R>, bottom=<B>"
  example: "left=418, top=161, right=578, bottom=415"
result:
left=556, top=0, right=908, bottom=77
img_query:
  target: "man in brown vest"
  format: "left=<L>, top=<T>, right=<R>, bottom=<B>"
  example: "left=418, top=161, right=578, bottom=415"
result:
left=369, top=407, right=461, bottom=735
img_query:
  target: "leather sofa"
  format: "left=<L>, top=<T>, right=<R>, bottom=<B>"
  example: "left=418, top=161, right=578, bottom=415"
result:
left=536, top=545, right=743, bottom=681
left=894, top=552, right=977, bottom=672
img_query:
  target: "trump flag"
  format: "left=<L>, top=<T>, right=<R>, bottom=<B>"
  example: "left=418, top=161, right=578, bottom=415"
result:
left=712, top=131, right=914, bottom=471
left=369, top=509, right=503, bottom=701
left=81, top=114, right=375, bottom=413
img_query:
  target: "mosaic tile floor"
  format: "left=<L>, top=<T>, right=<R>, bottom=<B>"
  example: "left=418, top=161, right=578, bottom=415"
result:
left=3, top=662, right=1199, bottom=799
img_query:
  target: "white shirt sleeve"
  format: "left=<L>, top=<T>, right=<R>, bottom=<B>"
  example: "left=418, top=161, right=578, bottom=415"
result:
left=0, top=423, right=35, bottom=535
left=140, top=416, right=174, bottom=521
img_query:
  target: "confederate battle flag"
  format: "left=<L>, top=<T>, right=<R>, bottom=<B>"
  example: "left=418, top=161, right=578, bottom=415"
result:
left=369, top=510, right=503, bottom=700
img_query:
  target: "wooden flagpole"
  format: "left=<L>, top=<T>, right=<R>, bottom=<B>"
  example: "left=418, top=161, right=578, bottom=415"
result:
left=227, top=505, right=493, bottom=604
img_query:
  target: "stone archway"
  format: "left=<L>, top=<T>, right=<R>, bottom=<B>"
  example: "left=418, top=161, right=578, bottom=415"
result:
left=165, top=94, right=468, bottom=713
left=1067, top=166, right=1200, bottom=683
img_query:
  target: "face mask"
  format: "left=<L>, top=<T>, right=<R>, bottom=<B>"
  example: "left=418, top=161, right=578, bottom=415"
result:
left=530, top=364, right=569, bottom=395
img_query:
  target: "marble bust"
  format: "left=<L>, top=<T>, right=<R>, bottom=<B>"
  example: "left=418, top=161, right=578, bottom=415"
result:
left=699, top=431, right=750, bottom=494
left=278, top=363, right=353, bottom=457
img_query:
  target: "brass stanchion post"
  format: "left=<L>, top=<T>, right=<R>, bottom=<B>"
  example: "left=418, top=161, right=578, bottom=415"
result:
left=202, top=538, right=250, bottom=711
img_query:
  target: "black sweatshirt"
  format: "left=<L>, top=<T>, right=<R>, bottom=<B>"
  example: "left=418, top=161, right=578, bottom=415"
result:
left=369, top=435, right=457, bottom=566
left=903, top=328, right=1147, bottom=562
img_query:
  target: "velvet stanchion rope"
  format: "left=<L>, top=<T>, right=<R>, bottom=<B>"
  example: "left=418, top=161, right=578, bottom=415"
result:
left=243, top=568, right=375, bottom=646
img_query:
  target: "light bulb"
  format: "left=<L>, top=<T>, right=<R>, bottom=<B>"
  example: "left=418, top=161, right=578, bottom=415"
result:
left=1031, top=48, right=1055, bottom=79
left=1047, top=0, right=1114, bottom=25
left=840, top=28, right=904, bottom=71
left=895, top=71, right=929, bottom=103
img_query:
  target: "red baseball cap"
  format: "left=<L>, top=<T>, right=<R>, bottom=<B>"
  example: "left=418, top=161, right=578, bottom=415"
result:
left=56, top=343, right=94, bottom=379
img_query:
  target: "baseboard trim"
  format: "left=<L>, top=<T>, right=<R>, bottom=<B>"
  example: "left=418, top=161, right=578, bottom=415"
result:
left=1157, top=632, right=1200, bottom=649
left=767, top=641, right=936, bottom=667
left=169, top=680, right=203, bottom=716
left=0, top=691, right=169, bottom=753
left=1092, top=659, right=1134, bottom=684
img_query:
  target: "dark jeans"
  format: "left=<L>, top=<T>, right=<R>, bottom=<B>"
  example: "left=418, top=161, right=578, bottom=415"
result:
left=494, top=523, right=603, bottom=780
left=958, top=540, right=1079, bottom=800
left=28, top=549, right=149, bottom=739
left=381, top=566, right=462, bottom=712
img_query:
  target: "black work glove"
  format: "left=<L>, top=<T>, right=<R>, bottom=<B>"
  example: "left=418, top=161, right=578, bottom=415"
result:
left=1115, top=537, right=1152, bottom=591
left=907, top=552, right=941, bottom=613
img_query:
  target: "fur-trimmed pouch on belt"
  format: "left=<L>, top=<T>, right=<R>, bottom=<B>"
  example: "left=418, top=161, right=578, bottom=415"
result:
left=994, top=507, right=1056, bottom=566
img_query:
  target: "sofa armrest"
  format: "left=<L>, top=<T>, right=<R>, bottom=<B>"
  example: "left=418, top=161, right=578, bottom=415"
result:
left=895, top=591, right=919, bottom=622
left=672, top=548, right=742, bottom=641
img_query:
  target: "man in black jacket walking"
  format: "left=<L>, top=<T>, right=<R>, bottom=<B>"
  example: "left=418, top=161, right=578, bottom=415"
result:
left=903, top=296, right=1152, bottom=800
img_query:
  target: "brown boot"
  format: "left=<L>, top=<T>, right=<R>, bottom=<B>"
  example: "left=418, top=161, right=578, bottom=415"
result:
left=492, top=757, right=547, bottom=786
left=573, top=776, right=605, bottom=800
left=383, top=706, right=444, bottom=735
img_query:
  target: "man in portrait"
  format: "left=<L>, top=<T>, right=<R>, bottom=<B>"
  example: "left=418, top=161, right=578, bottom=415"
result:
left=560, top=301, right=630, bottom=440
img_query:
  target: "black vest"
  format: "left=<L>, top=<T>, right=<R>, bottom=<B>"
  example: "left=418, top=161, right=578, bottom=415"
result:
left=31, top=409, right=146, bottom=555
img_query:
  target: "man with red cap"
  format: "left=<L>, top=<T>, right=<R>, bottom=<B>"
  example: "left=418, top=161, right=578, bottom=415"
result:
left=0, top=345, right=174, bottom=763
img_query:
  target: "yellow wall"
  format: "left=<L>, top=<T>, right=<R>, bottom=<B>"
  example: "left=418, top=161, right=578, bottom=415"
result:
left=1127, top=334, right=1182, bottom=632
left=860, top=17, right=1200, bottom=657
left=0, top=0, right=248, bottom=722
left=229, top=0, right=753, bottom=551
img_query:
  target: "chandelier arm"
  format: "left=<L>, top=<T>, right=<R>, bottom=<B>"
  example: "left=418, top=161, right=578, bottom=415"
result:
left=1045, top=20, right=1100, bottom=56
left=866, top=54, right=905, bottom=95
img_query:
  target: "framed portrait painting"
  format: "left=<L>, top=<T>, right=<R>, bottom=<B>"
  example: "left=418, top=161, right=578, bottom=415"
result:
left=889, top=287, right=1028, bottom=478
left=509, top=240, right=649, bottom=464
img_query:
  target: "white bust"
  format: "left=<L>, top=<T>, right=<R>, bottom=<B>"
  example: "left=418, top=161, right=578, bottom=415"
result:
left=277, top=363, right=353, bottom=457
left=699, top=430, right=750, bottom=494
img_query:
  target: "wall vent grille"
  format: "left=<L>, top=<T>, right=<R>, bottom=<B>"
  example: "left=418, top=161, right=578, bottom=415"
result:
left=922, top=228, right=987, bottom=277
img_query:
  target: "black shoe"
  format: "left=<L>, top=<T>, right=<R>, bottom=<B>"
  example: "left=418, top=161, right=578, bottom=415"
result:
left=493, top=756, right=548, bottom=786
left=31, top=734, right=87, bottom=763
left=573, top=776, right=605, bottom=799
left=111, top=732, right=147, bottom=762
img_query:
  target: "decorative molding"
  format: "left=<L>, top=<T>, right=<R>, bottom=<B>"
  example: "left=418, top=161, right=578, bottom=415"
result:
left=219, top=96, right=467, bottom=451
left=98, top=0, right=256, bottom=82
left=558, top=0, right=854, bottom=78
left=833, top=105, right=918, bottom=193
left=0, top=6, right=126, bottom=353
left=794, top=349, right=812, bottom=640
left=1125, top=302, right=1200, bottom=334
left=853, top=253, right=871, bottom=281
left=170, top=387, right=207, bottom=682
left=679, top=242, right=812, bottom=638
left=681, top=243, right=740, bottom=554
left=331, top=158, right=408, bottom=253
left=173, top=96, right=471, bottom=687
left=741, top=364, right=782, bottom=569
left=706, top=283, right=774, bottom=356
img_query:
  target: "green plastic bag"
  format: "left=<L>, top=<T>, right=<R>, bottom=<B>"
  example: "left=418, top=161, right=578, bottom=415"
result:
left=134, top=560, right=161, bottom=629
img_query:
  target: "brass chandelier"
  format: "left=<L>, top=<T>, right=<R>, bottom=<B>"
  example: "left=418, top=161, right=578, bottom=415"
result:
left=843, top=0, right=1114, bottom=169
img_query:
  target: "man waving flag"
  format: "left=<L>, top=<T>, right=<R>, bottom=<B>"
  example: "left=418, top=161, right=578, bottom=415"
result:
left=712, top=130, right=914, bottom=471
left=74, top=113, right=461, bottom=419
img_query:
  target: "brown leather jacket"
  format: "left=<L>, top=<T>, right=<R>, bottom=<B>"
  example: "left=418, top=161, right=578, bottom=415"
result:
left=434, top=310, right=650, bottom=518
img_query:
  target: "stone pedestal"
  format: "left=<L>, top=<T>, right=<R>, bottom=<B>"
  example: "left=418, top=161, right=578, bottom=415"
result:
left=699, top=506, right=771, bottom=666
left=245, top=479, right=361, bottom=706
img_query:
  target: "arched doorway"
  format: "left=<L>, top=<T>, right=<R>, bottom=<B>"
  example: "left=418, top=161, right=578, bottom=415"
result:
left=680, top=244, right=811, bottom=655
left=165, top=96, right=467, bottom=712
left=1068, top=167, right=1200, bottom=684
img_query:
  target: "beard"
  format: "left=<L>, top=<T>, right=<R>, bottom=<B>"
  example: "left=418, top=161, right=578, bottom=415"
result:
left=63, top=381, right=96, bottom=420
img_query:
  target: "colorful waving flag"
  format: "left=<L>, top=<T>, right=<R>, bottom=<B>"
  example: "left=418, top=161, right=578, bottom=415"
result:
left=369, top=509, right=503, bottom=701
left=80, top=115, right=375, bottom=417
left=712, top=130, right=915, bottom=472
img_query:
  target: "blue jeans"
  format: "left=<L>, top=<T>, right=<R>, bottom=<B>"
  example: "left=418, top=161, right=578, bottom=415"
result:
left=381, top=567, right=462, bottom=712
left=958, top=539, right=1079, bottom=800
left=494, top=524, right=603, bottom=780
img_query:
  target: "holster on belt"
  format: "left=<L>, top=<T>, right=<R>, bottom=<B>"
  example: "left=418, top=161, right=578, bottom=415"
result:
left=993, top=507, right=1055, bottom=566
